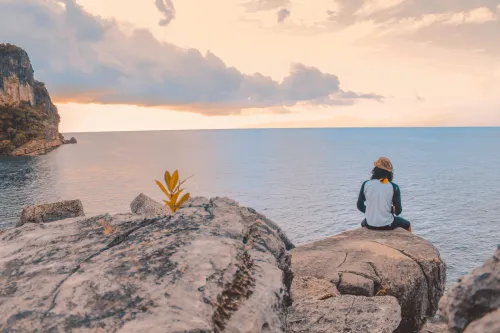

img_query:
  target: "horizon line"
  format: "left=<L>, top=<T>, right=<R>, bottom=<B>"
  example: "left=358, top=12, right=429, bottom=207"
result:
left=61, top=125, right=500, bottom=134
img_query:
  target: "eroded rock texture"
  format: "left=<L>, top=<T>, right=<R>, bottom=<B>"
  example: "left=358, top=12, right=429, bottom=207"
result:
left=17, top=199, right=85, bottom=227
left=130, top=193, right=171, bottom=217
left=439, top=246, right=499, bottom=333
left=287, top=275, right=401, bottom=333
left=0, top=197, right=294, bottom=333
left=290, top=228, right=446, bottom=333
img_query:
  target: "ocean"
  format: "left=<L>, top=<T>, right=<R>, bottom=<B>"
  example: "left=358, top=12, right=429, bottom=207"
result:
left=1, top=128, right=499, bottom=286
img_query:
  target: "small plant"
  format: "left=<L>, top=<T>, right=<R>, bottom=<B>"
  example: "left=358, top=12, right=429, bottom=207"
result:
left=155, top=169, right=191, bottom=212
left=99, top=219, right=115, bottom=235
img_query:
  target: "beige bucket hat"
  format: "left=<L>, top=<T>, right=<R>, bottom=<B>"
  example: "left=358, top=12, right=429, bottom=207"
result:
left=374, top=157, right=393, bottom=172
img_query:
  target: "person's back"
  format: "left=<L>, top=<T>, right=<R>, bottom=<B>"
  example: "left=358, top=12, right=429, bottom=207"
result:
left=357, top=157, right=411, bottom=232
left=362, top=179, right=396, bottom=227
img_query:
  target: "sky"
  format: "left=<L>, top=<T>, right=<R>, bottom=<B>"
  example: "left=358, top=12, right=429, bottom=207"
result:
left=1, top=0, right=500, bottom=132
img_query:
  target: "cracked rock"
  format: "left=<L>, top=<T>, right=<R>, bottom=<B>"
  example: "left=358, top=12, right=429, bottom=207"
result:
left=0, top=197, right=294, bottom=333
left=291, top=228, right=446, bottom=333
left=438, top=246, right=499, bottom=333
left=338, top=272, right=374, bottom=297
left=288, top=293, right=401, bottom=333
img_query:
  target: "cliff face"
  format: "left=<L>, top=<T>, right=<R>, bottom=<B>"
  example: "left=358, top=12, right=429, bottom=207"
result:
left=0, top=43, right=61, bottom=156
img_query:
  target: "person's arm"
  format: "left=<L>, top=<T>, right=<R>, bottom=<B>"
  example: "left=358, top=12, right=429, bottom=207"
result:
left=392, top=183, right=402, bottom=216
left=357, top=181, right=367, bottom=213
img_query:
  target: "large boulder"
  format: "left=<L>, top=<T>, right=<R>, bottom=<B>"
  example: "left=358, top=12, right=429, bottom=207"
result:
left=16, top=199, right=84, bottom=227
left=0, top=197, right=294, bottom=333
left=291, top=228, right=446, bottom=333
left=438, top=246, right=499, bottom=333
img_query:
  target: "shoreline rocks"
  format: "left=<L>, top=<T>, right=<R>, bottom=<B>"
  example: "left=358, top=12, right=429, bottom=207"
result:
left=290, top=228, right=446, bottom=333
left=62, top=136, right=77, bottom=144
left=1, top=197, right=294, bottom=332
left=16, top=199, right=85, bottom=227
left=7, top=196, right=486, bottom=333
left=10, top=137, right=63, bottom=156
left=130, top=193, right=171, bottom=217
left=437, top=246, right=499, bottom=333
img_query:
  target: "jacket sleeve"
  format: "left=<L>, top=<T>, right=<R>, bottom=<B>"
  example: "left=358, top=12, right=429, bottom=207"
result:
left=357, top=181, right=367, bottom=213
left=392, top=183, right=403, bottom=216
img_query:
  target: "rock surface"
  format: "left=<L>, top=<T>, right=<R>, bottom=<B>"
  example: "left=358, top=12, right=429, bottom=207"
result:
left=0, top=43, right=62, bottom=156
left=287, top=275, right=401, bottom=333
left=438, top=246, right=499, bottom=333
left=419, top=318, right=448, bottom=333
left=0, top=197, right=294, bottom=333
left=130, top=193, right=171, bottom=217
left=16, top=199, right=85, bottom=227
left=291, top=228, right=446, bottom=333
left=11, top=137, right=63, bottom=156
left=463, top=308, right=500, bottom=333
left=62, top=136, right=77, bottom=144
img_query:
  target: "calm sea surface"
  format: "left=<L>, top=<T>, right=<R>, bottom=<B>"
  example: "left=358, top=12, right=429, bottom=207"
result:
left=1, top=128, right=499, bottom=286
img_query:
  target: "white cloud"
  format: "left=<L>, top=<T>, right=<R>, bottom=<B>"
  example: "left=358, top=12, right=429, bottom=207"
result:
left=354, top=0, right=405, bottom=18
left=0, top=0, right=382, bottom=115
left=444, top=7, right=497, bottom=25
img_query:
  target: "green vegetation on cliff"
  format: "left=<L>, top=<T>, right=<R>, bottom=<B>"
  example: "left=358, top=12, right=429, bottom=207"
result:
left=0, top=102, right=60, bottom=155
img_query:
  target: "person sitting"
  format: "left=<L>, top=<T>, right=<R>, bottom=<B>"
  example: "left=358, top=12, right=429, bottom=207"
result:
left=357, top=157, right=412, bottom=232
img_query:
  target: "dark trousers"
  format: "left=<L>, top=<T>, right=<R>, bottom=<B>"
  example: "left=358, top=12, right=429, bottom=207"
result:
left=361, top=216, right=411, bottom=231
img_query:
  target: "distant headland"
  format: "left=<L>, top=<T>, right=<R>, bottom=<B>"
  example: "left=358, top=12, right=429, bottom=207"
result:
left=0, top=43, right=75, bottom=156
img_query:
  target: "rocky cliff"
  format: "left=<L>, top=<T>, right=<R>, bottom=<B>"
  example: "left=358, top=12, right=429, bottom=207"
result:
left=0, top=195, right=451, bottom=333
left=0, top=43, right=62, bottom=156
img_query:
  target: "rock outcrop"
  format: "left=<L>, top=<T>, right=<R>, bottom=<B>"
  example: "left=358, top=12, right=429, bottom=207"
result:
left=17, top=199, right=85, bottom=227
left=66, top=136, right=77, bottom=144
left=437, top=246, right=499, bottom=333
left=0, top=43, right=67, bottom=156
left=130, top=193, right=171, bottom=217
left=0, top=197, right=294, bottom=333
left=290, top=228, right=446, bottom=333
left=288, top=276, right=402, bottom=333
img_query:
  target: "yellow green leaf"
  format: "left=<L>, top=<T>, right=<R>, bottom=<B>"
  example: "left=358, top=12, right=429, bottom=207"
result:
left=171, top=189, right=183, bottom=204
left=155, top=180, right=170, bottom=197
left=177, top=193, right=190, bottom=208
left=169, top=170, right=179, bottom=192
left=164, top=171, right=172, bottom=191
left=166, top=201, right=176, bottom=211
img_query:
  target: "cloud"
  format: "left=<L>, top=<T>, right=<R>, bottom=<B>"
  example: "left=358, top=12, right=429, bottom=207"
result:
left=323, top=0, right=500, bottom=55
left=155, top=0, right=176, bottom=26
left=243, top=0, right=290, bottom=12
left=0, top=0, right=381, bottom=115
left=277, top=8, right=291, bottom=23
left=354, top=0, right=406, bottom=18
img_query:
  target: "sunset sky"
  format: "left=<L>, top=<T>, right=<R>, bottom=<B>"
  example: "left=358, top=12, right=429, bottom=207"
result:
left=1, top=0, right=500, bottom=132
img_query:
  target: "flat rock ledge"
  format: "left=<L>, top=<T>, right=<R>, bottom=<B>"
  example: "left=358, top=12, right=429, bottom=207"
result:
left=290, top=228, right=446, bottom=333
left=0, top=197, right=294, bottom=333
